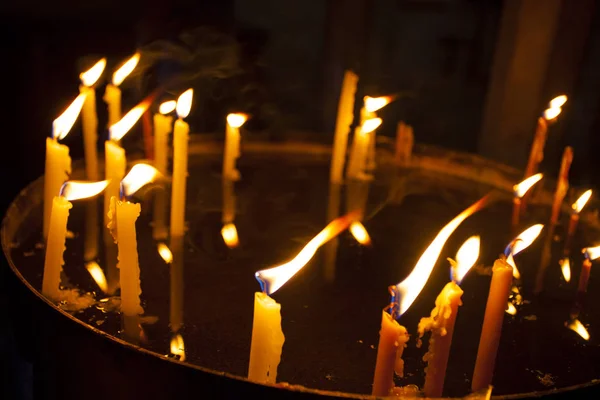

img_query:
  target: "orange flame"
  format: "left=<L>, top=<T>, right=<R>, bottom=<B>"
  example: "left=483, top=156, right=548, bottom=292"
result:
left=453, top=236, right=480, bottom=284
left=176, top=89, right=193, bottom=119
left=572, top=190, right=592, bottom=214
left=549, top=95, right=567, bottom=109
left=505, top=254, right=521, bottom=280
left=60, top=180, right=109, bottom=201
left=80, top=58, right=106, bottom=87
left=121, top=164, right=161, bottom=198
left=560, top=258, right=571, bottom=282
left=506, top=302, right=517, bottom=316
left=52, top=93, right=87, bottom=140
left=109, top=101, right=151, bottom=141
left=170, top=333, right=186, bottom=361
left=364, top=96, right=393, bottom=113
left=349, top=222, right=371, bottom=245
left=505, top=224, right=544, bottom=279
left=112, top=53, right=140, bottom=86
left=543, top=107, right=562, bottom=120
left=255, top=212, right=357, bottom=295
left=567, top=319, right=590, bottom=341
left=226, top=113, right=248, bottom=128
left=86, top=261, right=108, bottom=293
left=361, top=118, right=382, bottom=134
left=584, top=245, right=600, bottom=261
left=158, top=243, right=173, bottom=264
left=221, top=223, right=239, bottom=248
left=159, top=101, right=177, bottom=115
left=394, top=196, right=489, bottom=316
left=513, top=173, right=543, bottom=198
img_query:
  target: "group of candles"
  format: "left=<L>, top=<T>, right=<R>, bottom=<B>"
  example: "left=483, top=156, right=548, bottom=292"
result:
left=39, top=55, right=597, bottom=398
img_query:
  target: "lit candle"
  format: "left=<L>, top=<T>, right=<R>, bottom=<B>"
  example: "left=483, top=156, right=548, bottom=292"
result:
left=472, top=224, right=543, bottom=392
left=394, top=121, right=414, bottom=167
left=152, top=100, right=176, bottom=240
left=330, top=70, right=358, bottom=184
left=374, top=195, right=489, bottom=396
left=44, top=94, right=86, bottom=239
left=221, top=179, right=239, bottom=248
left=550, top=147, right=573, bottom=227
left=346, top=118, right=382, bottom=181
left=250, top=213, right=356, bottom=384
left=361, top=96, right=392, bottom=172
left=104, top=53, right=140, bottom=127
left=564, top=190, right=592, bottom=254
left=511, top=173, right=543, bottom=231
left=570, top=246, right=600, bottom=319
left=223, top=113, right=248, bottom=181
left=107, top=164, right=161, bottom=317
left=170, top=89, right=193, bottom=238
left=79, top=58, right=106, bottom=181
left=346, top=179, right=372, bottom=245
left=419, top=236, right=480, bottom=398
left=42, top=180, right=109, bottom=301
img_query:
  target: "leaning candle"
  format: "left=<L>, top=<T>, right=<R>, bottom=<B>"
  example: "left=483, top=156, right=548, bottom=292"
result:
left=511, top=173, right=543, bottom=231
left=42, top=180, right=108, bottom=301
left=223, top=113, right=248, bottom=181
left=564, top=190, right=592, bottom=255
left=362, top=96, right=392, bottom=171
left=571, top=246, right=600, bottom=319
left=104, top=53, right=140, bottom=127
left=346, top=118, right=382, bottom=180
left=330, top=70, right=358, bottom=184
left=170, top=89, right=193, bottom=238
left=79, top=58, right=106, bottom=181
left=419, top=236, right=480, bottom=398
left=108, top=164, right=161, bottom=316
left=550, top=147, right=573, bottom=227
left=374, top=195, right=489, bottom=396
left=44, top=94, right=86, bottom=239
left=250, top=213, right=355, bottom=384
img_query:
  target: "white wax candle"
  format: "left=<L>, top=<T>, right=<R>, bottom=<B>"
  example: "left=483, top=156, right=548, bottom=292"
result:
left=42, top=196, right=72, bottom=300
left=170, top=118, right=189, bottom=238
left=223, top=114, right=248, bottom=181
left=80, top=85, right=99, bottom=181
left=44, top=138, right=71, bottom=239
left=104, top=141, right=126, bottom=238
left=330, top=70, right=358, bottom=184
left=104, top=84, right=121, bottom=128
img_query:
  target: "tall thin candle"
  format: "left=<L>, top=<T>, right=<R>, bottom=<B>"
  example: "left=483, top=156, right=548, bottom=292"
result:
left=104, top=53, right=140, bottom=127
left=223, top=113, right=248, bottom=181
left=330, top=70, right=358, bottom=184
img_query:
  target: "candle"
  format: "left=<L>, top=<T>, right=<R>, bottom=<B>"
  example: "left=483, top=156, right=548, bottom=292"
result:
left=346, top=118, right=382, bottom=181
left=223, top=113, right=248, bottom=181
left=79, top=58, right=106, bottom=181
left=108, top=164, right=161, bottom=317
left=170, top=89, right=193, bottom=238
left=250, top=213, right=355, bottom=384
left=362, top=96, right=393, bottom=172
left=564, top=190, right=592, bottom=255
left=42, top=180, right=109, bottom=301
left=170, top=235, right=185, bottom=332
left=394, top=121, right=414, bottom=167
left=472, top=225, right=543, bottom=391
left=44, top=94, right=86, bottom=239
left=329, top=70, right=358, bottom=184
left=511, top=173, right=543, bottom=231
left=153, top=100, right=176, bottom=240
left=550, top=147, right=573, bottom=227
left=570, top=246, right=600, bottom=319
left=221, top=179, right=239, bottom=248
left=374, top=196, right=488, bottom=396
left=419, top=236, right=480, bottom=398
left=104, top=53, right=140, bottom=127
left=372, top=309, right=409, bottom=396
left=346, top=179, right=372, bottom=245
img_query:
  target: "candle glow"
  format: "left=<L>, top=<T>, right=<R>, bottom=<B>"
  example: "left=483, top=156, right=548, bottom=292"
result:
left=158, top=243, right=173, bottom=264
left=549, top=95, right=568, bottom=109
left=221, top=223, right=239, bottom=248
left=583, top=245, right=600, bottom=261
left=176, top=89, right=193, bottom=119
left=109, top=102, right=151, bottom=141
left=572, top=190, right=592, bottom=214
left=52, top=94, right=87, bottom=140
left=80, top=58, right=106, bottom=87
left=159, top=100, right=177, bottom=115
left=349, top=222, right=371, bottom=245
left=506, top=302, right=517, bottom=316
left=505, top=224, right=544, bottom=279
left=362, top=118, right=382, bottom=134
left=543, top=107, right=562, bottom=121
left=255, top=212, right=357, bottom=295
left=226, top=113, right=248, bottom=128
left=170, top=333, right=186, bottom=361
left=60, top=180, right=109, bottom=201
left=513, top=173, right=543, bottom=198
left=567, top=319, right=590, bottom=341
left=560, top=258, right=571, bottom=282
left=112, top=53, right=140, bottom=86
left=452, top=235, right=480, bottom=284
left=364, top=96, right=393, bottom=113
left=86, top=261, right=108, bottom=293
left=120, top=164, right=161, bottom=198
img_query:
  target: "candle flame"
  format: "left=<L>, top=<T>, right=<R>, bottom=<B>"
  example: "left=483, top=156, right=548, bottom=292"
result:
left=176, top=89, right=193, bottom=119
left=506, top=302, right=517, bottom=316
left=572, top=189, right=592, bottom=214
left=226, top=113, right=248, bottom=128
left=86, top=261, right=108, bottom=293
left=583, top=245, right=600, bottom=261
left=549, top=95, right=568, bottom=109
left=221, top=223, right=239, bottom=248
left=158, top=243, right=173, bottom=264
left=453, top=236, right=480, bottom=284
left=393, top=196, right=489, bottom=317
left=255, top=212, right=358, bottom=295
left=543, top=107, right=562, bottom=120
left=159, top=101, right=177, bottom=115
left=80, top=58, right=107, bottom=87
left=170, top=333, right=186, bottom=361
left=567, top=319, right=590, bottom=341
left=60, top=180, right=109, bottom=201
left=510, top=224, right=544, bottom=256
left=112, top=53, right=140, bottom=86
left=349, top=222, right=371, bottom=245
left=505, top=254, right=521, bottom=280
left=52, top=93, right=87, bottom=140
left=560, top=258, right=571, bottom=282
left=361, top=118, right=382, bottom=134
left=364, top=96, right=392, bottom=113
left=121, top=163, right=161, bottom=198
left=109, top=102, right=151, bottom=141
left=513, top=173, right=543, bottom=198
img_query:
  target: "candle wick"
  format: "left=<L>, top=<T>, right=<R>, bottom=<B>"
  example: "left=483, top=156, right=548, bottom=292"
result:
left=58, top=181, right=68, bottom=197
left=119, top=182, right=126, bottom=201
left=387, top=285, right=400, bottom=320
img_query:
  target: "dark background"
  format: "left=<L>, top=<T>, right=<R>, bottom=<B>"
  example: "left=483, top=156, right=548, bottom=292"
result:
left=2, top=0, right=600, bottom=398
